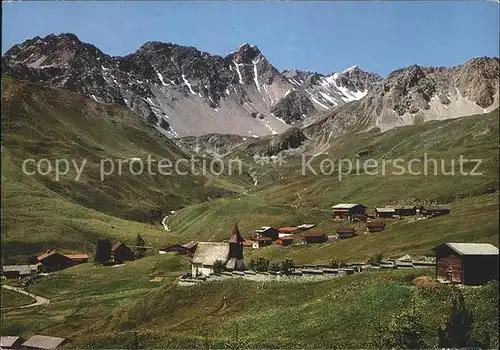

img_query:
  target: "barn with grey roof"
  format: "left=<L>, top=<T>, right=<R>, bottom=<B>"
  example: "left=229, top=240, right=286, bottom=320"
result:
left=433, top=242, right=499, bottom=285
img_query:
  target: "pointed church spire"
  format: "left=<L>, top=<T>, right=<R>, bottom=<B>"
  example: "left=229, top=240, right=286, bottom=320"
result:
left=228, top=219, right=245, bottom=243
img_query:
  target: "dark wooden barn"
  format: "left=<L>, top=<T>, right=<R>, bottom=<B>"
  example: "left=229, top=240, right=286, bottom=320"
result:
left=394, top=206, right=417, bottom=216
left=255, top=226, right=279, bottom=240
left=375, top=207, right=396, bottom=218
left=36, top=250, right=73, bottom=272
left=253, top=236, right=273, bottom=247
left=422, top=205, right=451, bottom=218
left=159, top=244, right=187, bottom=255
left=331, top=203, right=367, bottom=221
left=336, top=227, right=356, bottom=239
left=366, top=222, right=385, bottom=233
left=303, top=232, right=327, bottom=244
left=111, top=242, right=134, bottom=264
left=276, top=235, right=295, bottom=246
left=433, top=243, right=499, bottom=285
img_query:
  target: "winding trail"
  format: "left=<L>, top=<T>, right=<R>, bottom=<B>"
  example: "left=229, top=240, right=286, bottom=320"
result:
left=1, top=284, right=50, bottom=310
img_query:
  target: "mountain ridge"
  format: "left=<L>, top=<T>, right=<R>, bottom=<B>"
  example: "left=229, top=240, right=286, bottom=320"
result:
left=1, top=33, right=382, bottom=138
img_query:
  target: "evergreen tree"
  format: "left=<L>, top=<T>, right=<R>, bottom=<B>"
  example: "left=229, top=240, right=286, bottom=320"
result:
left=438, top=290, right=474, bottom=348
left=253, top=257, right=270, bottom=272
left=134, top=234, right=147, bottom=259
left=95, top=239, right=112, bottom=265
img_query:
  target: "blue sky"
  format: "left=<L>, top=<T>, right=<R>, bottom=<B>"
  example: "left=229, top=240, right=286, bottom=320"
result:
left=2, top=1, right=498, bottom=76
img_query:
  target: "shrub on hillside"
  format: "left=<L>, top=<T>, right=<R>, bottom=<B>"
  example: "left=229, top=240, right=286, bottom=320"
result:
left=269, top=261, right=281, bottom=272
left=212, top=259, right=226, bottom=274
left=367, top=252, right=383, bottom=265
left=381, top=309, right=427, bottom=349
left=251, top=257, right=270, bottom=272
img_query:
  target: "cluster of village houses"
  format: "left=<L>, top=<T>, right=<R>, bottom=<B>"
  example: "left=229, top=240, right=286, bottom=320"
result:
left=2, top=202, right=497, bottom=290
left=1, top=241, right=135, bottom=279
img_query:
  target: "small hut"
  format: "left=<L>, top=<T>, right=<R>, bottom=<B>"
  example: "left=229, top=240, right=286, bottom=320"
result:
left=433, top=243, right=499, bottom=285
left=336, top=227, right=356, bottom=239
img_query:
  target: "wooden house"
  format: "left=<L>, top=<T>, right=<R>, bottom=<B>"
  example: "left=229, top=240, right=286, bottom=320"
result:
left=1, top=265, right=38, bottom=279
left=226, top=222, right=246, bottom=271
left=433, top=243, right=499, bottom=285
left=331, top=203, right=367, bottom=221
left=1, top=336, right=24, bottom=349
left=63, top=253, right=89, bottom=265
left=276, top=235, right=295, bottom=246
left=394, top=206, right=417, bottom=216
left=366, top=222, right=385, bottom=233
left=255, top=226, right=279, bottom=240
left=375, top=207, right=396, bottom=218
left=336, top=227, right=356, bottom=239
left=159, top=241, right=198, bottom=255
left=422, top=205, right=450, bottom=218
left=21, top=335, right=68, bottom=349
left=303, top=232, right=327, bottom=244
left=111, top=242, right=134, bottom=264
left=252, top=236, right=273, bottom=248
left=158, top=244, right=187, bottom=255
left=36, top=250, right=73, bottom=272
left=278, top=226, right=300, bottom=237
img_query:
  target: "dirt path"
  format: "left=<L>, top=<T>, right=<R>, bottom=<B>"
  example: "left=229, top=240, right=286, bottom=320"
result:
left=1, top=284, right=50, bottom=310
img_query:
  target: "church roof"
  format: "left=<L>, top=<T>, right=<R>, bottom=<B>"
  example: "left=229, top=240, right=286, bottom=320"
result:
left=228, top=221, right=245, bottom=243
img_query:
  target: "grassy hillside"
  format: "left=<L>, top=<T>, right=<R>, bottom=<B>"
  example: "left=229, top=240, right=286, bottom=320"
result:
left=0, top=288, right=34, bottom=308
left=1, top=258, right=497, bottom=348
left=0, top=77, right=248, bottom=261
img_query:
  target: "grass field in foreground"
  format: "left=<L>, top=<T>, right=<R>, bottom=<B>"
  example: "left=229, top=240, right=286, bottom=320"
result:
left=1, top=258, right=498, bottom=349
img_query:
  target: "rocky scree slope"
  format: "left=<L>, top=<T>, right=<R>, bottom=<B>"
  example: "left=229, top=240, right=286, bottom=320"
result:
left=1, top=33, right=381, bottom=138
left=303, top=57, right=500, bottom=147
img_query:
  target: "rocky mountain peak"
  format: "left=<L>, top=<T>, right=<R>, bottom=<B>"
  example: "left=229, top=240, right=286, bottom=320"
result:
left=3, top=32, right=106, bottom=70
left=231, top=43, right=262, bottom=64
